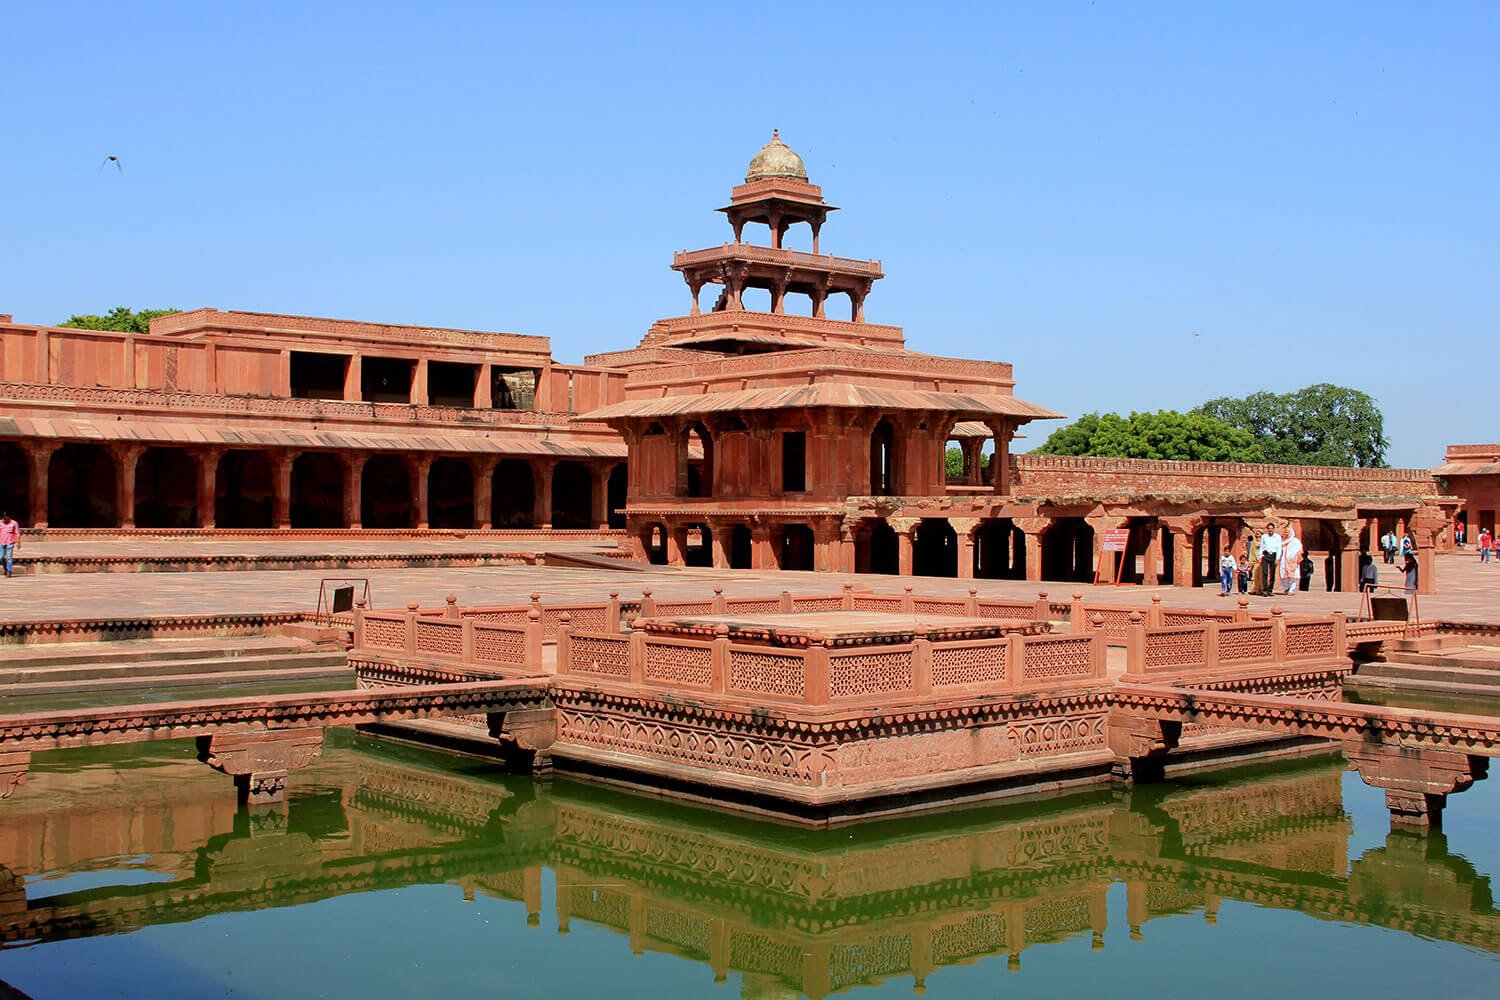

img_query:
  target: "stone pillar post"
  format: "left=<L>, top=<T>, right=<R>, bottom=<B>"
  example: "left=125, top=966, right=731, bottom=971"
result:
left=1085, top=516, right=1126, bottom=583
left=1142, top=521, right=1163, bottom=586
left=115, top=443, right=143, bottom=528
left=750, top=521, right=773, bottom=569
left=671, top=423, right=691, bottom=498
left=344, top=355, right=362, bottom=401
left=473, top=457, right=497, bottom=530
left=410, top=358, right=428, bottom=406
left=1410, top=510, right=1445, bottom=596
left=27, top=443, right=58, bottom=528
left=196, top=448, right=222, bottom=529
left=342, top=454, right=364, bottom=529
left=1162, top=518, right=1199, bottom=589
left=952, top=517, right=979, bottom=579
left=589, top=463, right=609, bottom=529
left=272, top=452, right=296, bottom=529
left=410, top=455, right=432, bottom=530
left=533, top=459, right=556, bottom=530
left=813, top=520, right=841, bottom=573
left=475, top=364, right=492, bottom=408
left=1015, top=517, right=1048, bottom=583
left=987, top=421, right=1012, bottom=496
left=710, top=521, right=730, bottom=569
left=890, top=517, right=917, bottom=577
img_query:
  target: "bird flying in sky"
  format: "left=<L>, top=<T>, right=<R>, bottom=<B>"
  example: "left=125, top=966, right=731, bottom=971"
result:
left=99, top=156, right=122, bottom=173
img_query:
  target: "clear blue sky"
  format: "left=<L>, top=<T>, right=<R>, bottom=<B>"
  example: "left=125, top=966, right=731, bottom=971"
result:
left=5, top=2, right=1494, bottom=467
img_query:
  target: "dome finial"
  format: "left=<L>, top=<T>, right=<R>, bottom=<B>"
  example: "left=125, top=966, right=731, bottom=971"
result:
left=746, top=130, right=807, bottom=183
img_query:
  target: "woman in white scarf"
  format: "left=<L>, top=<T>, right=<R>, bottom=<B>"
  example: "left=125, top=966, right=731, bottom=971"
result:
left=1279, top=524, right=1303, bottom=595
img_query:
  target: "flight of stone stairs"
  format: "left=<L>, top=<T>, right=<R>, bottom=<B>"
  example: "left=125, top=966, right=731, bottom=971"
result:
left=0, top=635, right=351, bottom=703
left=1354, top=634, right=1500, bottom=697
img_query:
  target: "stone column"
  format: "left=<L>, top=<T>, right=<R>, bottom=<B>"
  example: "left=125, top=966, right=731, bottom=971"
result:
left=987, top=421, right=1012, bottom=496
left=115, top=444, right=144, bottom=529
left=1142, top=521, right=1163, bottom=586
left=1015, top=517, right=1049, bottom=583
left=665, top=522, right=687, bottom=567
left=411, top=456, right=433, bottom=530
left=410, top=358, right=429, bottom=406
left=952, top=517, right=979, bottom=579
left=750, top=521, right=773, bottom=570
left=710, top=521, right=731, bottom=568
left=813, top=520, right=841, bottom=573
left=532, top=459, right=557, bottom=530
left=1336, top=518, right=1365, bottom=593
left=473, top=457, right=497, bottom=530
left=196, top=448, right=222, bottom=529
left=589, top=463, right=609, bottom=529
left=890, top=517, right=918, bottom=577
left=343, top=355, right=362, bottom=401
left=342, top=454, right=364, bottom=529
left=1162, top=518, right=1200, bottom=589
left=671, top=423, right=691, bottom=498
left=272, top=452, right=297, bottom=529
left=26, top=443, right=58, bottom=528
left=1085, top=516, right=1127, bottom=584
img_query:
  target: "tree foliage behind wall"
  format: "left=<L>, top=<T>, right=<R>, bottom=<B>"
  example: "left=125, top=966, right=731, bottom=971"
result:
left=1033, top=410, right=1266, bottom=462
left=58, top=307, right=179, bottom=334
left=1194, top=384, right=1389, bottom=468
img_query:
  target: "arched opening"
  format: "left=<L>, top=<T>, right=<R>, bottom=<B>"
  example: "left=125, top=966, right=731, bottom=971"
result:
left=606, top=464, right=627, bottom=529
left=290, top=453, right=345, bottom=529
left=1191, top=520, right=1240, bottom=589
left=48, top=444, right=118, bottom=527
left=216, top=451, right=273, bottom=528
left=913, top=518, right=958, bottom=577
left=132, top=446, right=198, bottom=527
left=870, top=418, right=898, bottom=496
left=0, top=443, right=30, bottom=525
left=975, top=518, right=1025, bottom=579
left=642, top=522, right=668, bottom=565
left=361, top=455, right=413, bottom=529
left=684, top=523, right=713, bottom=567
left=1041, top=518, right=1094, bottom=583
left=686, top=423, right=714, bottom=499
left=729, top=524, right=753, bottom=569
left=551, top=461, right=593, bottom=529
left=429, top=458, right=474, bottom=529
left=493, top=460, right=536, bottom=528
left=1312, top=519, right=1344, bottom=593
left=779, top=524, right=815, bottom=571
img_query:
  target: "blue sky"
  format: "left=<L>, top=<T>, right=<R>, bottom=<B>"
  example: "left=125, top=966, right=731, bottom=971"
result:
left=4, top=2, right=1494, bottom=467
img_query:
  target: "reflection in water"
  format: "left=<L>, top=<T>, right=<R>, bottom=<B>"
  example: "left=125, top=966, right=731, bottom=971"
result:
left=0, top=735, right=1497, bottom=998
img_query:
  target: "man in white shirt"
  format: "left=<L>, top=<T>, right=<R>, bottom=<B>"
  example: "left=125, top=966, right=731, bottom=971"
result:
left=1257, top=521, right=1283, bottom=597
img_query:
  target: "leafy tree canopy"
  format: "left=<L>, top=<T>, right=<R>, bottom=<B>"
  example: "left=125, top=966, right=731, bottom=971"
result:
left=944, top=447, right=966, bottom=478
left=58, top=306, right=179, bottom=334
left=1193, top=383, right=1389, bottom=468
left=1033, top=410, right=1265, bottom=463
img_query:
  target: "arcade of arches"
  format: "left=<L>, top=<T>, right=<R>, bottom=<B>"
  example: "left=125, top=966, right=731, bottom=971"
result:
left=0, top=440, right=623, bottom=532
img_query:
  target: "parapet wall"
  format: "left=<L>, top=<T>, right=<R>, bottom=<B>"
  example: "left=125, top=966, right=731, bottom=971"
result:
left=1011, top=454, right=1440, bottom=500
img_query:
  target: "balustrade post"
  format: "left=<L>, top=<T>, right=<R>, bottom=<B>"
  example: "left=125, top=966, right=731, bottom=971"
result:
left=1148, top=595, right=1164, bottom=629
left=711, top=624, right=729, bottom=693
left=628, top=622, right=646, bottom=683
left=842, top=583, right=855, bottom=610
left=1205, top=622, right=1220, bottom=669
left=1125, top=613, right=1146, bottom=673
left=912, top=626, right=932, bottom=696
left=352, top=598, right=366, bottom=649
left=556, top=613, right=572, bottom=677
left=404, top=601, right=419, bottom=654
left=1091, top=622, right=1108, bottom=679
left=965, top=587, right=978, bottom=617
left=1070, top=592, right=1086, bottom=633
left=1235, top=597, right=1251, bottom=624
left=1332, top=611, right=1347, bottom=654
left=902, top=585, right=914, bottom=615
left=712, top=587, right=726, bottom=614
left=780, top=590, right=793, bottom=612
left=524, top=608, right=544, bottom=667
left=1005, top=633, right=1025, bottom=686
left=1270, top=606, right=1287, bottom=661
left=640, top=589, right=655, bottom=616
left=607, top=591, right=621, bottom=632
left=461, top=617, right=475, bottom=662
left=804, top=634, right=829, bottom=704
left=445, top=592, right=459, bottom=619
left=1034, top=591, right=1050, bottom=622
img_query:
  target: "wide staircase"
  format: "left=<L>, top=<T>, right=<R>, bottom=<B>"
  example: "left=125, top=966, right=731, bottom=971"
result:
left=1355, top=634, right=1500, bottom=697
left=0, top=635, right=351, bottom=709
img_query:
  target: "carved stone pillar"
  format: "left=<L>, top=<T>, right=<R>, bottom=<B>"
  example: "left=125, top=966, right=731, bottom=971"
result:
left=986, top=421, right=1013, bottom=496
left=813, top=520, right=841, bottom=573
left=889, top=517, right=918, bottom=577
left=710, top=521, right=731, bottom=568
left=197, top=728, right=325, bottom=806
left=750, top=521, right=773, bottom=570
left=342, top=454, right=364, bottom=529
left=1014, top=517, right=1049, bottom=583
left=589, top=463, right=610, bottom=529
left=115, top=443, right=144, bottom=528
left=951, top=517, right=979, bottom=579
left=533, top=459, right=557, bottom=530
left=473, top=457, right=497, bottom=530
left=665, top=522, right=687, bottom=567
left=193, top=448, right=222, bottom=529
left=1334, top=518, right=1364, bottom=593
left=27, top=443, right=58, bottom=528
left=1162, top=518, right=1201, bottom=589
left=272, top=452, right=297, bottom=529
left=411, top=455, right=433, bottom=530
left=1142, top=521, right=1163, bottom=586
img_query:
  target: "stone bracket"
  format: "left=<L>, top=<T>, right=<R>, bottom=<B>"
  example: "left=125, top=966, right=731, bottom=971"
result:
left=1343, top=741, right=1490, bottom=831
left=1107, top=712, right=1181, bottom=784
left=0, top=751, right=30, bottom=801
left=488, top=707, right=559, bottom=775
left=197, top=728, right=325, bottom=805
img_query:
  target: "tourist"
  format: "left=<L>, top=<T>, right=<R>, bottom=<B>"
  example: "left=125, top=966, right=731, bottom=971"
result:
left=1257, top=522, right=1282, bottom=597
left=1358, top=554, right=1379, bottom=593
left=1455, top=519, right=1465, bottom=548
left=1300, top=549, right=1315, bottom=592
left=1219, top=548, right=1238, bottom=596
left=1479, top=527, right=1492, bottom=564
left=1402, top=552, right=1419, bottom=596
left=0, top=511, right=16, bottom=578
left=1381, top=529, right=1396, bottom=565
left=1279, top=524, right=1302, bottom=596
left=1399, top=533, right=1414, bottom=562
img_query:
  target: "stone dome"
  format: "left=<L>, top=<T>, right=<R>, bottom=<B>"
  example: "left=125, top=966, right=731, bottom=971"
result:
left=745, top=130, right=808, bottom=182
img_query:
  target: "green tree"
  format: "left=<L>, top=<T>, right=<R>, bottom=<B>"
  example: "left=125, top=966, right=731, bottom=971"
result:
left=945, top=447, right=965, bottom=479
left=1194, top=383, right=1389, bottom=467
left=1033, top=410, right=1265, bottom=462
left=58, top=306, right=179, bottom=334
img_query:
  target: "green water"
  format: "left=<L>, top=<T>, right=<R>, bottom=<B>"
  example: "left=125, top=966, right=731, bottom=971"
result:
left=1, top=734, right=1498, bottom=999
left=0, top=675, right=355, bottom=714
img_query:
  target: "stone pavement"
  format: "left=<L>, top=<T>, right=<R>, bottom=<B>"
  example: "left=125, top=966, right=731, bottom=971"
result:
left=16, top=535, right=615, bottom=558
left=0, top=547, right=1493, bottom=624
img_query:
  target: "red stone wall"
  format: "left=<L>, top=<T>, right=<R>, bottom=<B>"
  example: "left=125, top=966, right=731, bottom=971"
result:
left=1012, top=454, right=1440, bottom=501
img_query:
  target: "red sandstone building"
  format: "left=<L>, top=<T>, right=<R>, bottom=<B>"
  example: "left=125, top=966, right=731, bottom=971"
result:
left=0, top=132, right=1460, bottom=591
left=1435, top=445, right=1500, bottom=541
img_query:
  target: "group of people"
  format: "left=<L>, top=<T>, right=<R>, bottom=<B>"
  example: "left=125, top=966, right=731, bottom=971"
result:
left=1378, top=529, right=1414, bottom=565
left=1217, top=521, right=1314, bottom=597
left=1477, top=527, right=1495, bottom=564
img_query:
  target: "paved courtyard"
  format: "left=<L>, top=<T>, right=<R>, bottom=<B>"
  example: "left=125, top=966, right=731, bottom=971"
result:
left=0, top=541, right=1494, bottom=624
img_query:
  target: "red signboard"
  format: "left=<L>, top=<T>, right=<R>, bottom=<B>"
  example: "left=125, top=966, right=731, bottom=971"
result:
left=1101, top=529, right=1130, bottom=553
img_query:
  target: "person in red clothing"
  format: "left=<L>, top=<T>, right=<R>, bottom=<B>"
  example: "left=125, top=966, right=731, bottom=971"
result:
left=1480, top=527, right=1494, bottom=564
left=0, top=512, right=18, bottom=578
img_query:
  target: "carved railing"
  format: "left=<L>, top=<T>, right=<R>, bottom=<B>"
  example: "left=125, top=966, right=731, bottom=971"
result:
left=1124, top=610, right=1346, bottom=677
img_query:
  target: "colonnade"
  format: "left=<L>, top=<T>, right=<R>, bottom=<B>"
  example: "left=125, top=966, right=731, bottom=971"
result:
left=0, top=440, right=624, bottom=532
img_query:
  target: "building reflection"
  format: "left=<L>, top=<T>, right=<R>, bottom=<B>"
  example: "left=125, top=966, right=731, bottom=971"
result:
left=0, top=740, right=1495, bottom=997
